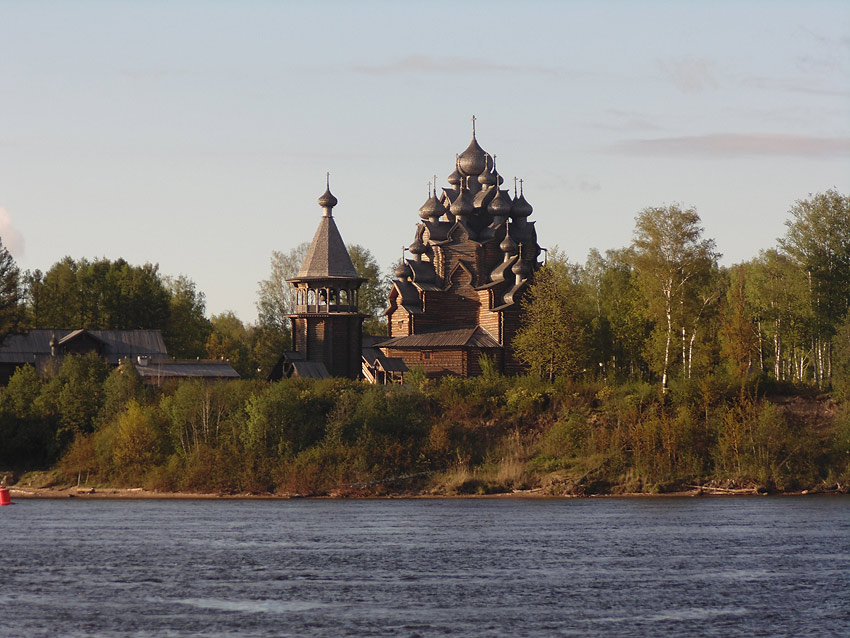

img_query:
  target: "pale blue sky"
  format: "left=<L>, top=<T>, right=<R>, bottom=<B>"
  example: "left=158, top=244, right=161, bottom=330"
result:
left=1, top=0, right=848, bottom=323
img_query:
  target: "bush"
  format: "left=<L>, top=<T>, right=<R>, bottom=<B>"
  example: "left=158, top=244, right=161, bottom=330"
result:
left=715, top=394, right=822, bottom=489
left=111, top=401, right=166, bottom=483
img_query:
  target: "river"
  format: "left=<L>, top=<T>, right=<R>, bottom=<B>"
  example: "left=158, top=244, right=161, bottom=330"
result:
left=1, top=496, right=848, bottom=637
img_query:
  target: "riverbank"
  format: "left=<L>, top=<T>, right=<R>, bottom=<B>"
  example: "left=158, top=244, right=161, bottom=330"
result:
left=7, top=482, right=845, bottom=500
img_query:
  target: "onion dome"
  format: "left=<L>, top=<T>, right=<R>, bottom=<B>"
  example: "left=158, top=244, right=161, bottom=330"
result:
left=500, top=229, right=518, bottom=255
left=409, top=235, right=426, bottom=257
left=458, top=136, right=487, bottom=176
left=479, top=166, right=497, bottom=187
left=450, top=182, right=474, bottom=218
left=419, top=193, right=446, bottom=221
left=318, top=180, right=338, bottom=210
left=394, top=261, right=412, bottom=280
left=480, top=154, right=503, bottom=187
left=488, top=188, right=513, bottom=218
left=447, top=155, right=462, bottom=187
left=511, top=192, right=533, bottom=218
left=512, top=256, right=528, bottom=278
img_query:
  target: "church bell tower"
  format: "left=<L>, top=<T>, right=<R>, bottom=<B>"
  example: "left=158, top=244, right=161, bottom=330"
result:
left=284, top=179, right=364, bottom=379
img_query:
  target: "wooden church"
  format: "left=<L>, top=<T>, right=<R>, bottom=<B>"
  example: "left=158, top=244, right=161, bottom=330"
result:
left=277, top=123, right=541, bottom=381
left=377, top=124, right=541, bottom=378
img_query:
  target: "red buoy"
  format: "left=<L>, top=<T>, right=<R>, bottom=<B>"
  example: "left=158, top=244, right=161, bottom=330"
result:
left=0, top=486, right=12, bottom=506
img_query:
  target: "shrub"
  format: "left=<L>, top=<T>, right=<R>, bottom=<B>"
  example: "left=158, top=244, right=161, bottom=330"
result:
left=111, top=401, right=166, bottom=483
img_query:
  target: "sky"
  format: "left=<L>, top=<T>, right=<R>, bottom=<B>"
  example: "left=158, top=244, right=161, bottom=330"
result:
left=1, top=0, right=849, bottom=324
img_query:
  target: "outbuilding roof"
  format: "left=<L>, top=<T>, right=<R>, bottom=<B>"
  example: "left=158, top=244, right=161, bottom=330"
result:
left=0, top=329, right=168, bottom=364
left=134, top=360, right=240, bottom=380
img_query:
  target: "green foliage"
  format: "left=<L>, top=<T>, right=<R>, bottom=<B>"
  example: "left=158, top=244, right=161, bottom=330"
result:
left=831, top=314, right=850, bottom=401
left=244, top=378, right=335, bottom=457
left=248, top=323, right=290, bottom=379
left=163, top=275, right=211, bottom=358
left=99, top=361, right=148, bottom=428
left=0, top=369, right=836, bottom=496
left=111, top=401, right=166, bottom=482
left=348, top=244, right=389, bottom=336
left=514, top=252, right=587, bottom=381
left=629, top=204, right=719, bottom=392
left=205, top=311, right=254, bottom=377
left=26, top=257, right=171, bottom=330
left=744, top=249, right=815, bottom=382
left=713, top=392, right=825, bottom=490
left=38, top=353, right=111, bottom=452
left=0, top=237, right=22, bottom=336
left=781, top=190, right=850, bottom=337
left=256, top=242, right=309, bottom=331
left=720, top=265, right=758, bottom=379
left=160, top=379, right=260, bottom=457
left=0, top=365, right=53, bottom=466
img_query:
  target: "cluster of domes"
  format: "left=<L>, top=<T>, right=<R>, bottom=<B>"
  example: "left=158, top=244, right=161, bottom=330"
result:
left=399, top=122, right=541, bottom=306
left=417, top=130, right=534, bottom=229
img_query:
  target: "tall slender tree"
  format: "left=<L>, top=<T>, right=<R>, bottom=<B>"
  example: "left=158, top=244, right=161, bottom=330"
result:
left=779, top=190, right=850, bottom=387
left=629, top=205, right=719, bottom=392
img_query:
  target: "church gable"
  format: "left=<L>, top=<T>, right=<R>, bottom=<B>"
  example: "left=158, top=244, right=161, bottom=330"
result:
left=447, top=261, right=475, bottom=294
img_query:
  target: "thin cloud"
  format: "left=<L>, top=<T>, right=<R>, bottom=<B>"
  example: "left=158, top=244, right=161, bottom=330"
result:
left=539, top=174, right=602, bottom=193
left=592, top=109, right=663, bottom=132
left=658, top=57, right=719, bottom=94
left=743, top=75, right=850, bottom=97
left=119, top=68, right=195, bottom=81
left=351, top=55, right=563, bottom=76
left=0, top=206, right=25, bottom=258
left=612, top=134, right=850, bottom=159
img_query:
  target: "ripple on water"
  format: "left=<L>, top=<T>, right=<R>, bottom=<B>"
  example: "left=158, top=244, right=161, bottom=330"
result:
left=3, top=497, right=849, bottom=638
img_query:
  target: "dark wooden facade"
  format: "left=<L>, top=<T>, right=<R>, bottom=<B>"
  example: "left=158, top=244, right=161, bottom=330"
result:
left=278, top=184, right=365, bottom=380
left=380, top=128, right=541, bottom=378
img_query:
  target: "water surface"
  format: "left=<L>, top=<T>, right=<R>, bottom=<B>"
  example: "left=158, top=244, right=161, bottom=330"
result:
left=2, top=497, right=848, bottom=637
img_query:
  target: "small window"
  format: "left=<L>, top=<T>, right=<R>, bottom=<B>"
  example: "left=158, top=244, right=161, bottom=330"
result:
left=421, top=351, right=432, bottom=361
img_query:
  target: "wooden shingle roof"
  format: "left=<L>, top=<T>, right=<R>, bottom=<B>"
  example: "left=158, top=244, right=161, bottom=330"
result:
left=0, top=329, right=168, bottom=364
left=291, top=216, right=359, bottom=281
left=134, top=360, right=240, bottom=380
left=378, top=326, right=500, bottom=349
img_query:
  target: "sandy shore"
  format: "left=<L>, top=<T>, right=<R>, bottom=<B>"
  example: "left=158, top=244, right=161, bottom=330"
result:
left=7, top=484, right=829, bottom=500
left=7, top=486, right=271, bottom=500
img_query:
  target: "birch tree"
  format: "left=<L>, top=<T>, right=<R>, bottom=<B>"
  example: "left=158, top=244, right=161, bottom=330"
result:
left=256, top=242, right=309, bottom=332
left=779, top=190, right=850, bottom=387
left=630, top=205, right=719, bottom=392
left=744, top=250, right=813, bottom=381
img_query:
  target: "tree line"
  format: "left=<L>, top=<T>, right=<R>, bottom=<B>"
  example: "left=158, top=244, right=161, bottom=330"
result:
left=6, top=189, right=846, bottom=393
left=1, top=190, right=849, bottom=494
left=514, top=190, right=850, bottom=397
left=0, top=244, right=388, bottom=378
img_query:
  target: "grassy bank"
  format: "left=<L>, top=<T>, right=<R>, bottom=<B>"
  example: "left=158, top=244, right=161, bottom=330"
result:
left=3, top=359, right=848, bottom=497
